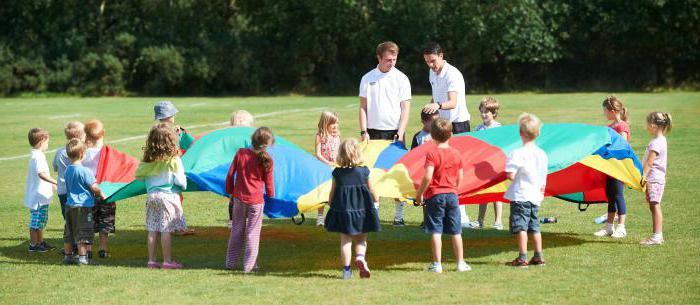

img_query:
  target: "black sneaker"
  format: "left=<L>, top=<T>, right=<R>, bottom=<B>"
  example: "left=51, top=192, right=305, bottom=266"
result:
left=29, top=243, right=50, bottom=253
left=98, top=250, right=110, bottom=259
left=63, top=255, right=78, bottom=265
left=393, top=219, right=406, bottom=227
left=40, top=241, right=56, bottom=250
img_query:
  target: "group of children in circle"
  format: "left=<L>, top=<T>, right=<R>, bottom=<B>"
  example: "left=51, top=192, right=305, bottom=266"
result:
left=21, top=96, right=672, bottom=277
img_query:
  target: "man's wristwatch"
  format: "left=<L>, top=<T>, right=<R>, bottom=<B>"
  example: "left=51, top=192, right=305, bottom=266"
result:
left=360, top=130, right=367, bottom=136
left=437, top=102, right=443, bottom=110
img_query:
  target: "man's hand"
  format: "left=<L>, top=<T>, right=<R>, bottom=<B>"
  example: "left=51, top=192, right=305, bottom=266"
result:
left=361, top=132, right=370, bottom=143
left=422, top=103, right=440, bottom=114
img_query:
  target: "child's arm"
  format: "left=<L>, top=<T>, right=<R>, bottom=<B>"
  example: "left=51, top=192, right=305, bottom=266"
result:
left=263, top=163, right=275, bottom=199
left=415, top=165, right=434, bottom=205
left=90, top=183, right=105, bottom=201
left=457, top=168, right=464, bottom=189
left=38, top=172, right=57, bottom=186
left=314, top=135, right=332, bottom=166
left=173, top=158, right=187, bottom=190
left=643, top=151, right=658, bottom=182
left=225, top=154, right=238, bottom=197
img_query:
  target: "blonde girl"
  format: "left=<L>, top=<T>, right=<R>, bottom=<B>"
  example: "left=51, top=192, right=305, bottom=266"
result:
left=640, top=112, right=671, bottom=246
left=314, top=111, right=341, bottom=226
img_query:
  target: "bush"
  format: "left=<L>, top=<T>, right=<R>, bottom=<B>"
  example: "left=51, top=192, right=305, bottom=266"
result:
left=133, top=46, right=184, bottom=95
left=70, top=52, right=125, bottom=96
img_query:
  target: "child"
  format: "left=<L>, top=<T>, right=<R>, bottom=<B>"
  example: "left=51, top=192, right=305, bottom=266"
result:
left=228, top=109, right=255, bottom=228
left=62, top=139, right=105, bottom=265
left=137, top=123, right=188, bottom=269
left=53, top=121, right=86, bottom=219
left=325, top=138, right=381, bottom=279
left=594, top=96, right=631, bottom=238
left=410, top=111, right=439, bottom=149
left=472, top=97, right=504, bottom=230
left=83, top=119, right=114, bottom=258
left=415, top=118, right=471, bottom=273
left=225, top=127, right=275, bottom=272
left=24, top=128, right=57, bottom=252
left=314, top=111, right=341, bottom=226
left=505, top=113, right=548, bottom=267
left=640, top=112, right=671, bottom=246
left=154, top=101, right=195, bottom=236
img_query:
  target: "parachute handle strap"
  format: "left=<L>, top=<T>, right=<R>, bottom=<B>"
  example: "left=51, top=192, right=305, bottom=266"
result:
left=291, top=213, right=305, bottom=225
left=578, top=203, right=590, bottom=212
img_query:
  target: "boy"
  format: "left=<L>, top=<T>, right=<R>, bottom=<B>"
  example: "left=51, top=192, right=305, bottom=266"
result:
left=83, top=119, right=113, bottom=258
left=415, top=118, right=470, bottom=273
left=410, top=110, right=439, bottom=149
left=63, top=138, right=105, bottom=265
left=505, top=113, right=548, bottom=267
left=24, top=128, right=57, bottom=252
left=53, top=121, right=86, bottom=219
left=471, top=97, right=504, bottom=230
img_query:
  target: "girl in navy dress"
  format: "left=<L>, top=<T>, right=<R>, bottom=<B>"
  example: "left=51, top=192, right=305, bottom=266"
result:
left=325, top=138, right=380, bottom=279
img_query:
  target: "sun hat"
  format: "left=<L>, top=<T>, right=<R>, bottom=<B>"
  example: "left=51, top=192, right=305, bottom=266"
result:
left=154, top=101, right=179, bottom=120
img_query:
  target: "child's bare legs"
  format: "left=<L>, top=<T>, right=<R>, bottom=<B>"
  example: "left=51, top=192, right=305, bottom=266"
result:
left=531, top=232, right=542, bottom=254
left=494, top=202, right=503, bottom=225
left=161, top=232, right=172, bottom=262
left=29, top=229, right=40, bottom=245
left=352, top=234, right=367, bottom=258
left=63, top=242, right=73, bottom=255
left=340, top=234, right=353, bottom=267
left=78, top=243, right=88, bottom=256
left=147, top=231, right=159, bottom=262
left=451, top=234, right=464, bottom=263
left=431, top=234, right=442, bottom=263
left=517, top=231, right=528, bottom=255
left=317, top=206, right=324, bottom=216
left=649, top=204, right=663, bottom=234
left=477, top=204, right=487, bottom=224
left=99, top=232, right=108, bottom=251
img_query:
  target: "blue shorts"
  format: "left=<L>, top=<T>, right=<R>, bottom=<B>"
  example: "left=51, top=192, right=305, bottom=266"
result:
left=29, top=205, right=49, bottom=230
left=509, top=201, right=540, bottom=234
left=424, top=193, right=461, bottom=235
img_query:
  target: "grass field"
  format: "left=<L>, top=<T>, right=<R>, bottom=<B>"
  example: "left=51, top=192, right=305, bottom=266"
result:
left=0, top=93, right=699, bottom=305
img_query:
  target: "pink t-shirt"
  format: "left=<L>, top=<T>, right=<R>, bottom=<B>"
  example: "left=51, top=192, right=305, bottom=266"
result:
left=317, top=134, right=340, bottom=163
left=643, top=135, right=667, bottom=184
left=608, top=121, right=631, bottom=140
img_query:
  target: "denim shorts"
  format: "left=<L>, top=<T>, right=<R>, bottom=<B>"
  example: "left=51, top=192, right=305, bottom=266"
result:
left=509, top=201, right=540, bottom=234
left=424, top=193, right=461, bottom=235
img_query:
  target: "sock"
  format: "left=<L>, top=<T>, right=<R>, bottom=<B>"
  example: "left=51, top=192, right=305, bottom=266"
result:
left=606, top=223, right=614, bottom=232
left=343, top=265, right=351, bottom=271
left=355, top=254, right=365, bottom=262
left=653, top=232, right=663, bottom=240
left=460, top=206, right=469, bottom=224
left=394, top=201, right=404, bottom=221
left=78, top=255, right=88, bottom=263
left=518, top=253, right=527, bottom=261
left=533, top=252, right=543, bottom=259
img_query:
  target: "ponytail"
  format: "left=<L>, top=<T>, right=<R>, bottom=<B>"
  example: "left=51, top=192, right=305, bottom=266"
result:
left=251, top=127, right=275, bottom=171
left=646, top=112, right=673, bottom=134
left=256, top=146, right=273, bottom=171
left=662, top=112, right=672, bottom=133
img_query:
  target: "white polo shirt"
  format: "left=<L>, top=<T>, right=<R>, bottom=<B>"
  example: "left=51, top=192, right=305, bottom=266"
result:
left=359, top=66, right=412, bottom=130
left=429, top=61, right=470, bottom=123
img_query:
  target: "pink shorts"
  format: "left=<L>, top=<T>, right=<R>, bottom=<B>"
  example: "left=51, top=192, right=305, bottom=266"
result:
left=646, top=182, right=665, bottom=204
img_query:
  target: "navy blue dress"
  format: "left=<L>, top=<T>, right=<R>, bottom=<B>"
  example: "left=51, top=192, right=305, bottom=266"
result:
left=324, top=166, right=380, bottom=235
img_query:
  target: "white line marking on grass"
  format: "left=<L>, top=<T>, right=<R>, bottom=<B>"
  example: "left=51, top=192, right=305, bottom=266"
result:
left=345, top=104, right=357, bottom=108
left=49, top=113, right=81, bottom=120
left=0, top=105, right=347, bottom=162
left=185, top=103, right=208, bottom=107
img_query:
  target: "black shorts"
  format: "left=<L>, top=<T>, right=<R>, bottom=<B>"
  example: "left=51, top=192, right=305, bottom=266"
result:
left=64, top=207, right=94, bottom=245
left=93, top=200, right=116, bottom=234
left=368, top=129, right=403, bottom=141
left=452, top=120, right=470, bottom=134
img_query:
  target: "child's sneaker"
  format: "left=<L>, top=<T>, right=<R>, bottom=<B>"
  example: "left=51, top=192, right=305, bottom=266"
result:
left=392, top=219, right=405, bottom=227
left=640, top=237, right=664, bottom=246
left=63, top=255, right=78, bottom=265
left=528, top=257, right=546, bottom=266
left=427, top=262, right=443, bottom=273
left=40, top=241, right=56, bottom=250
left=98, top=250, right=110, bottom=258
left=342, top=268, right=352, bottom=280
left=78, top=258, right=99, bottom=266
left=162, top=261, right=184, bottom=269
left=506, top=258, right=529, bottom=267
left=611, top=227, right=627, bottom=238
left=147, top=261, right=162, bottom=269
left=29, top=243, right=50, bottom=253
left=354, top=258, right=371, bottom=278
left=86, top=250, right=93, bottom=259
left=593, top=228, right=613, bottom=237
left=316, top=216, right=325, bottom=227
left=492, top=223, right=504, bottom=230
left=456, top=261, right=472, bottom=272
left=468, top=221, right=483, bottom=229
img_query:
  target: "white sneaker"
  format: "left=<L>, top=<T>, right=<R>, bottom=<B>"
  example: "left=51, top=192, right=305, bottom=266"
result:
left=316, top=216, right=324, bottom=226
left=456, top=261, right=472, bottom=272
left=467, top=221, right=483, bottom=229
left=342, top=269, right=352, bottom=279
left=611, top=228, right=627, bottom=238
left=427, top=262, right=443, bottom=273
left=492, top=223, right=504, bottom=230
left=640, top=237, right=664, bottom=246
left=594, top=228, right=613, bottom=237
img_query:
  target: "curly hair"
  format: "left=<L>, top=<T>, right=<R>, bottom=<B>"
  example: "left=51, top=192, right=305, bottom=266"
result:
left=142, top=123, right=180, bottom=162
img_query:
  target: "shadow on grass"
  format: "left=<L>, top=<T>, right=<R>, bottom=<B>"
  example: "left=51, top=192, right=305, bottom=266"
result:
left=0, top=219, right=601, bottom=277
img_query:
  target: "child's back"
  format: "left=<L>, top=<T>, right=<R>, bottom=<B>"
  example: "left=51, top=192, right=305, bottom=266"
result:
left=65, top=163, right=97, bottom=207
left=424, top=145, right=463, bottom=199
left=226, top=148, right=274, bottom=203
left=504, top=145, right=548, bottom=205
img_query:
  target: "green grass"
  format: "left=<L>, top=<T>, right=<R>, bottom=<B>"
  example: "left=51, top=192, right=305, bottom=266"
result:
left=0, top=93, right=699, bottom=305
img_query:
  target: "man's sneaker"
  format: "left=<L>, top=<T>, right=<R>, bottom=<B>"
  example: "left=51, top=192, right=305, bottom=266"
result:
left=468, top=221, right=483, bottom=229
left=316, top=216, right=325, bottom=227
left=63, top=255, right=78, bottom=265
left=593, top=228, right=613, bottom=237
left=98, top=250, right=110, bottom=258
left=640, top=237, right=664, bottom=246
left=506, top=258, right=529, bottom=267
left=492, top=223, right=504, bottom=230
left=40, top=241, right=56, bottom=250
left=354, top=258, right=371, bottom=278
left=456, top=261, right=472, bottom=272
left=342, top=268, right=352, bottom=280
left=528, top=257, right=546, bottom=266
left=393, top=219, right=405, bottom=227
left=427, top=262, right=443, bottom=273
left=611, top=228, right=627, bottom=238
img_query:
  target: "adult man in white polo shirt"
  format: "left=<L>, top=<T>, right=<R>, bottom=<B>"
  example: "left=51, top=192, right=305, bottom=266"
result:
left=422, top=42, right=471, bottom=134
left=359, top=41, right=411, bottom=226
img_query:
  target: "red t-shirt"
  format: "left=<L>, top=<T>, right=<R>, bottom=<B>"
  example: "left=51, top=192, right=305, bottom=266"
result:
left=424, top=146, right=463, bottom=200
left=225, top=148, right=274, bottom=204
left=608, top=121, right=631, bottom=140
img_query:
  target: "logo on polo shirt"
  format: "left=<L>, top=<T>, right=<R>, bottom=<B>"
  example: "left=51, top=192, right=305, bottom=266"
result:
left=370, top=82, right=377, bottom=85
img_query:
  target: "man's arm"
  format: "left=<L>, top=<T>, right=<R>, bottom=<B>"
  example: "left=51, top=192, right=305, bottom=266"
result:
left=359, top=97, right=369, bottom=142
left=397, top=100, right=411, bottom=143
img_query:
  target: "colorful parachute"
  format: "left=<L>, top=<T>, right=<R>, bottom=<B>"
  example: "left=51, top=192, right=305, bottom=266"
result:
left=94, top=145, right=139, bottom=199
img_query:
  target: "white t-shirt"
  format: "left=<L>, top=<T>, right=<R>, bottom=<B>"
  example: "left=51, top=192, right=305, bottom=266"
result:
left=504, top=144, right=548, bottom=205
left=24, top=149, right=53, bottom=209
left=359, top=66, right=412, bottom=130
left=82, top=145, right=103, bottom=177
left=429, top=62, right=470, bottom=123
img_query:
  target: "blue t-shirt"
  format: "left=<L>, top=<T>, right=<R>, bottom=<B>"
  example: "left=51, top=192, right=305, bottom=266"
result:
left=65, top=164, right=97, bottom=207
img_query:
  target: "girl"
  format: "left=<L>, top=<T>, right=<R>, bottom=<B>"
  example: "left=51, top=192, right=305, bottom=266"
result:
left=225, top=127, right=275, bottom=272
left=640, top=112, right=671, bottom=246
left=314, top=111, right=341, bottom=226
left=325, top=138, right=380, bottom=279
left=137, top=123, right=187, bottom=269
left=594, top=96, right=631, bottom=238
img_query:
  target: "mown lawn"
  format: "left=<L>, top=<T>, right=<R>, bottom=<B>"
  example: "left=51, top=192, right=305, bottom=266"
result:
left=0, top=93, right=698, bottom=305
